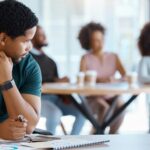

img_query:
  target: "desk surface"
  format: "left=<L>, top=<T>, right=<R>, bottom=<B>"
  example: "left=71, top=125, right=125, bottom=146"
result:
left=19, top=134, right=150, bottom=150
left=60, top=134, right=150, bottom=150
left=42, top=82, right=150, bottom=95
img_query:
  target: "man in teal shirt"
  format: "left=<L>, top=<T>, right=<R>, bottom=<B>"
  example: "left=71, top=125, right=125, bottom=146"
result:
left=0, top=0, right=41, bottom=140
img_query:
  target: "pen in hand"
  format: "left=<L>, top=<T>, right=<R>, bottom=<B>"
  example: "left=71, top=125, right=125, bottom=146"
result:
left=15, top=114, right=27, bottom=123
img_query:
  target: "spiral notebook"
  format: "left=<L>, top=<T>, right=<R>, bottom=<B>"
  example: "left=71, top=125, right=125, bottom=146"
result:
left=21, top=135, right=109, bottom=149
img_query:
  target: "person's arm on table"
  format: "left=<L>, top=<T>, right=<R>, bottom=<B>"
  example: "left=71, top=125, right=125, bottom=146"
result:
left=2, top=89, right=41, bottom=134
left=115, top=54, right=126, bottom=81
left=0, top=52, right=41, bottom=137
left=0, top=118, right=27, bottom=140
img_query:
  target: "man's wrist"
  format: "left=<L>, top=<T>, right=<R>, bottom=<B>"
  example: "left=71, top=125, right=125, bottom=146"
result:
left=0, top=122, right=3, bottom=138
left=0, top=78, right=13, bottom=84
left=0, top=76, right=13, bottom=85
left=0, top=79, right=15, bottom=91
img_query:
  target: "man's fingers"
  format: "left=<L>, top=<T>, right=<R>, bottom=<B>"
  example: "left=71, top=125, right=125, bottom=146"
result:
left=0, top=51, right=6, bottom=58
left=10, top=126, right=26, bottom=134
left=8, top=126, right=26, bottom=140
left=12, top=132, right=26, bottom=140
left=16, top=122, right=27, bottom=128
left=10, top=121, right=27, bottom=128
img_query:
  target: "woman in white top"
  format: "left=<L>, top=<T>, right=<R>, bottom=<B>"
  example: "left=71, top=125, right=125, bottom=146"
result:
left=138, top=22, right=150, bottom=84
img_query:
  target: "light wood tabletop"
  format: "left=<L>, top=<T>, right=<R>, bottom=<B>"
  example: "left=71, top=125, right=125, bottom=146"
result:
left=42, top=82, right=150, bottom=134
left=42, top=82, right=150, bottom=95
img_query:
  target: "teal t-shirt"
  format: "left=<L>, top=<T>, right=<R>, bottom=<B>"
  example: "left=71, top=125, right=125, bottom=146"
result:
left=0, top=54, right=42, bottom=122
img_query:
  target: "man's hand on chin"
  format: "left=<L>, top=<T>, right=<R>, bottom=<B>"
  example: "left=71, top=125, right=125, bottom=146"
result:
left=0, top=51, right=13, bottom=84
left=0, top=117, right=27, bottom=140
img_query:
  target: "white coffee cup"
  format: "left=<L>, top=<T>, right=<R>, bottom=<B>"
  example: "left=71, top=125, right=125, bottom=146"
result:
left=126, top=72, right=137, bottom=87
left=85, top=70, right=97, bottom=86
left=77, top=72, right=85, bottom=86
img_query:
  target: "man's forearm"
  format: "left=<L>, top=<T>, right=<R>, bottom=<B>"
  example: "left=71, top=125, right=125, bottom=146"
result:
left=2, top=85, right=40, bottom=133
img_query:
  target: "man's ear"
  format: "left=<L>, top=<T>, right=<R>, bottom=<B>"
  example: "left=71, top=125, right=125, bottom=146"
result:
left=0, top=33, right=7, bottom=46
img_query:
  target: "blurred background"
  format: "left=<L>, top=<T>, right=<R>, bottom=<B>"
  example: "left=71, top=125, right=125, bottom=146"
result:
left=20, top=0, right=149, bottom=79
left=20, top=0, right=150, bottom=134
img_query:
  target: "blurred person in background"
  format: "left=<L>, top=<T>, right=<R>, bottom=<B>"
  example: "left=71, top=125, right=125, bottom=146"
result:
left=138, top=22, right=150, bottom=133
left=31, top=25, right=85, bottom=135
left=138, top=22, right=150, bottom=84
left=78, top=22, right=126, bottom=134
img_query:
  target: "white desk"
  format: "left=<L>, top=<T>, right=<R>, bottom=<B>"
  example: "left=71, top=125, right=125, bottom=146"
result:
left=19, top=134, right=150, bottom=150
left=62, top=134, right=150, bottom=150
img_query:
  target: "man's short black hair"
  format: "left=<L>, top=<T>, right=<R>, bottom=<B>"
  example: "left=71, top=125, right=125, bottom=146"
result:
left=0, top=0, right=38, bottom=38
left=138, top=22, right=150, bottom=56
left=78, top=22, right=105, bottom=50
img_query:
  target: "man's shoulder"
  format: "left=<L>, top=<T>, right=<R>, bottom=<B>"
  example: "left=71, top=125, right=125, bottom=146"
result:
left=16, top=54, right=42, bottom=97
left=19, top=53, right=41, bottom=73
left=30, top=52, right=57, bottom=66
left=46, top=55, right=56, bottom=65
left=21, top=53, right=38, bottom=65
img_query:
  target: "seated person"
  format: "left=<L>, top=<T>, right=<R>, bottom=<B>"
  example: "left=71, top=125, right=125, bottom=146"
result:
left=138, top=22, right=150, bottom=84
left=31, top=25, right=85, bottom=135
left=78, top=22, right=126, bottom=134
left=0, top=1, right=41, bottom=140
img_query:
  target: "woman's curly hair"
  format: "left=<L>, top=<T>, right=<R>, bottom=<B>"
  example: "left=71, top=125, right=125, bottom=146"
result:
left=78, top=22, right=105, bottom=50
left=138, top=22, right=150, bottom=56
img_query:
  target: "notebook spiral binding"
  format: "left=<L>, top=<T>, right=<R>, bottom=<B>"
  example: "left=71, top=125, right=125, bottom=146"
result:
left=53, top=140, right=110, bottom=150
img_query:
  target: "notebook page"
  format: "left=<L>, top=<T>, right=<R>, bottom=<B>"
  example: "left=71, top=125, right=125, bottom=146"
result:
left=21, top=136, right=109, bottom=149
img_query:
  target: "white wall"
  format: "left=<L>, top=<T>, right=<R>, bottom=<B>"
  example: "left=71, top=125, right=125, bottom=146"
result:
left=19, top=0, right=149, bottom=81
left=19, top=0, right=43, bottom=23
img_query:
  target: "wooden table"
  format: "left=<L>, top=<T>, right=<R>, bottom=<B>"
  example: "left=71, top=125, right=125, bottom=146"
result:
left=42, top=82, right=150, bottom=134
left=42, top=82, right=150, bottom=95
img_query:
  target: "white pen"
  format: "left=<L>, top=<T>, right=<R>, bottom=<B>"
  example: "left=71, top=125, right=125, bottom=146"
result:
left=16, top=114, right=26, bottom=122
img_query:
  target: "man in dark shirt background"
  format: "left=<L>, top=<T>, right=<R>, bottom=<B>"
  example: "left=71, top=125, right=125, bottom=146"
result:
left=31, top=25, right=85, bottom=135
